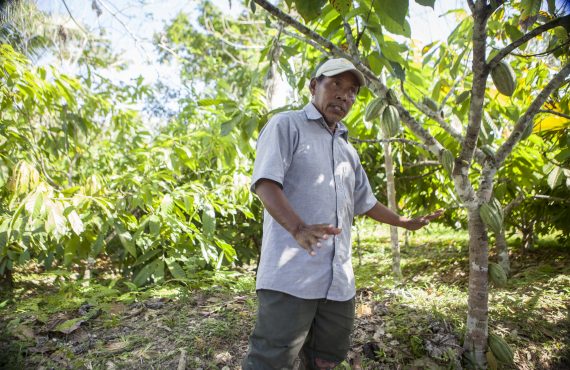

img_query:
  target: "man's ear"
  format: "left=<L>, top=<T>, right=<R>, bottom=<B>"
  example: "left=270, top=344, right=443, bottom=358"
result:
left=309, top=78, right=317, bottom=96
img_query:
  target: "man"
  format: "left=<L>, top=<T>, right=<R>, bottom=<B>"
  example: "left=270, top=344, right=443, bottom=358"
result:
left=243, top=58, right=442, bottom=369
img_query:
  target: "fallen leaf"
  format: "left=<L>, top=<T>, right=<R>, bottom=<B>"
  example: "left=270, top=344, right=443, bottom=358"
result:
left=105, top=340, right=129, bottom=353
left=53, top=318, right=85, bottom=334
left=11, top=323, right=36, bottom=341
left=356, top=303, right=372, bottom=317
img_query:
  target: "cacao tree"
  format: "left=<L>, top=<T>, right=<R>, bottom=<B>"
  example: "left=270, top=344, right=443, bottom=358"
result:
left=248, top=0, right=569, bottom=366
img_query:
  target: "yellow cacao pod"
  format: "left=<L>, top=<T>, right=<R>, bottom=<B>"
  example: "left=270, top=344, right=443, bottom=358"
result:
left=380, top=105, right=400, bottom=138
left=486, top=350, right=499, bottom=370
left=491, top=61, right=517, bottom=96
left=489, top=262, right=507, bottom=287
left=364, top=97, right=387, bottom=122
left=488, top=333, right=514, bottom=364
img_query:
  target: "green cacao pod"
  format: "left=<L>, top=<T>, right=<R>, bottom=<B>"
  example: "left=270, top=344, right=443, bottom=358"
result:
left=364, top=97, right=387, bottom=122
left=380, top=105, right=400, bottom=138
left=441, top=149, right=454, bottom=175
left=489, top=262, right=507, bottom=287
left=455, top=90, right=471, bottom=104
left=422, top=97, right=438, bottom=111
left=520, top=121, right=534, bottom=140
left=386, top=88, right=398, bottom=105
left=488, top=333, right=514, bottom=364
left=479, top=200, right=503, bottom=234
left=329, top=0, right=351, bottom=14
left=491, top=61, right=517, bottom=96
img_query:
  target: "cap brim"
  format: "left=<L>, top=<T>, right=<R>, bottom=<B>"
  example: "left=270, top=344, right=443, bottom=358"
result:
left=321, top=67, right=366, bottom=87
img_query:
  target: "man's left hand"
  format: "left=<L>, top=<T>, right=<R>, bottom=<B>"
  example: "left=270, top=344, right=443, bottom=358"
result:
left=403, top=209, right=444, bottom=231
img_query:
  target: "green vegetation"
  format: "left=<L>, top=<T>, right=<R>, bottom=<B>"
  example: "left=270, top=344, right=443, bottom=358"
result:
left=1, top=0, right=569, bottom=368
left=1, top=223, right=568, bottom=369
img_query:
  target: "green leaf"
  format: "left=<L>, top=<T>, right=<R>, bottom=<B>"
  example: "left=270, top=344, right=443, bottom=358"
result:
left=547, top=166, right=562, bottom=189
left=415, top=0, right=435, bottom=8
left=159, top=194, right=174, bottom=216
left=215, top=239, right=237, bottom=262
left=67, top=210, right=85, bottom=235
left=166, top=259, right=186, bottom=279
left=133, top=262, right=154, bottom=287
left=148, top=215, right=161, bottom=236
left=220, top=113, right=243, bottom=136
left=117, top=226, right=137, bottom=257
left=202, top=203, right=216, bottom=236
left=54, top=318, right=84, bottom=334
left=294, top=0, right=326, bottom=22
left=374, top=0, right=410, bottom=36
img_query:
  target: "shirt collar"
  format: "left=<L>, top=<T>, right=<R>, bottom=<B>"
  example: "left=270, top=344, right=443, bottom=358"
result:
left=303, top=103, right=349, bottom=139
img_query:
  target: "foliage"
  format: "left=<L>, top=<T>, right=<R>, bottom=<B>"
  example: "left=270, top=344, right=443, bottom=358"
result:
left=0, top=40, right=257, bottom=284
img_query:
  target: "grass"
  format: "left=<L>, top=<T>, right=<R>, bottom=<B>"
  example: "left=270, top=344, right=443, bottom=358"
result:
left=1, top=221, right=568, bottom=369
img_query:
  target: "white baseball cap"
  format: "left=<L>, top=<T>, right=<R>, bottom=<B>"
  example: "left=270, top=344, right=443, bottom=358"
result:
left=314, top=58, right=366, bottom=86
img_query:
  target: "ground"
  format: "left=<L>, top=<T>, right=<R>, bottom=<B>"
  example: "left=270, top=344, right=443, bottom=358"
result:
left=1, top=224, right=568, bottom=369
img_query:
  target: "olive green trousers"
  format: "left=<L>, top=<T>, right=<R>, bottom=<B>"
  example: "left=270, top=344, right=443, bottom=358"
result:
left=242, top=289, right=355, bottom=370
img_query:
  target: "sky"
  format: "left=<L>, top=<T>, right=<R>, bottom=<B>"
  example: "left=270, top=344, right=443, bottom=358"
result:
left=37, top=0, right=468, bottom=88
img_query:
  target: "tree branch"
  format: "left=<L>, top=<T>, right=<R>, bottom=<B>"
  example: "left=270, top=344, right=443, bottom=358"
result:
left=349, top=136, right=431, bottom=151
left=454, top=4, right=488, bottom=206
left=343, top=19, right=359, bottom=59
left=280, top=28, right=329, bottom=55
left=538, top=109, right=570, bottom=120
left=253, top=0, right=445, bottom=159
left=504, top=192, right=524, bottom=214
left=400, top=81, right=464, bottom=143
left=495, top=63, right=570, bottom=166
left=488, top=15, right=570, bottom=69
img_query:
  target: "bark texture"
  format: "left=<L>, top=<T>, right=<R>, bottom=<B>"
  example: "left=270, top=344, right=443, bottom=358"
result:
left=382, top=141, right=402, bottom=279
left=495, top=229, right=510, bottom=276
left=464, top=207, right=489, bottom=365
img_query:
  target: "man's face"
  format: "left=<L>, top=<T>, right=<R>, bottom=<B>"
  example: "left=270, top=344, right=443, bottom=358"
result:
left=310, top=71, right=359, bottom=126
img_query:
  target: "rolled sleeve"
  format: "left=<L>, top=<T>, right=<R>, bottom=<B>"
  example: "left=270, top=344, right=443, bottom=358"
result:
left=251, top=114, right=298, bottom=193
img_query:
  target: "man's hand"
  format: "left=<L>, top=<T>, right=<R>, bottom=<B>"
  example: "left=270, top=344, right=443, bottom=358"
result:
left=402, top=209, right=445, bottom=231
left=293, top=224, right=341, bottom=256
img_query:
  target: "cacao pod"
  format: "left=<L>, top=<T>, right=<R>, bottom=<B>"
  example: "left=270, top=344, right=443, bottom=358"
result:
left=380, top=105, right=400, bottom=138
left=486, top=350, right=499, bottom=370
left=441, top=149, right=454, bottom=175
left=491, top=61, right=517, bottom=96
left=489, top=262, right=507, bottom=287
left=364, top=97, right=387, bottom=122
left=422, top=97, right=438, bottom=111
left=329, top=0, right=351, bottom=14
left=520, top=121, right=534, bottom=140
left=455, top=90, right=470, bottom=104
left=479, top=200, right=503, bottom=234
left=488, top=333, right=514, bottom=364
left=386, top=88, right=398, bottom=105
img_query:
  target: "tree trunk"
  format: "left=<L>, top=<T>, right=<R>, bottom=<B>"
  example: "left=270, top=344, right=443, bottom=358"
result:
left=464, top=206, right=489, bottom=367
left=382, top=141, right=402, bottom=279
left=495, top=228, right=510, bottom=276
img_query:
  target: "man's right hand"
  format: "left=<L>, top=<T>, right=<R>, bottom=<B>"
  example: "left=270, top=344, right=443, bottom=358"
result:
left=293, top=224, right=341, bottom=256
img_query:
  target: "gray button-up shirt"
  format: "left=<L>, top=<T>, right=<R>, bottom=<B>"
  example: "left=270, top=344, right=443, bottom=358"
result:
left=251, top=103, right=377, bottom=301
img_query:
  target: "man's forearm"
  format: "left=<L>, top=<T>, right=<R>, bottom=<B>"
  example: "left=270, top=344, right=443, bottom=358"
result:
left=255, top=179, right=304, bottom=235
left=364, top=202, right=407, bottom=227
